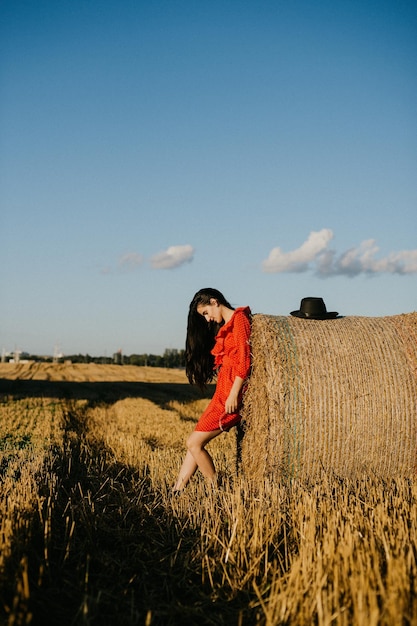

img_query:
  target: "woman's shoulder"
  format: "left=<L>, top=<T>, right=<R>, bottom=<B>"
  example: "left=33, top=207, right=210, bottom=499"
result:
left=229, top=306, right=252, bottom=329
left=216, top=307, right=251, bottom=338
left=234, top=306, right=251, bottom=319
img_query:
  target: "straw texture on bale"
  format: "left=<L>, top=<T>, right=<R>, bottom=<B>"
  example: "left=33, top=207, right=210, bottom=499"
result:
left=241, top=312, right=417, bottom=481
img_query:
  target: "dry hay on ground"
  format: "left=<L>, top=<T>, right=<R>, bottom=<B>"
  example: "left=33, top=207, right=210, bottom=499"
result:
left=241, top=312, right=417, bottom=482
left=0, top=362, right=187, bottom=384
left=0, top=363, right=191, bottom=404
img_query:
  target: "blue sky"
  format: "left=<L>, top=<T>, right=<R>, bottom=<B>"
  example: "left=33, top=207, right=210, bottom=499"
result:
left=1, top=0, right=416, bottom=356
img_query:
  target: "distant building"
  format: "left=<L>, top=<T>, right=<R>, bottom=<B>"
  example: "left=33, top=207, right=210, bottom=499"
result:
left=113, top=349, right=123, bottom=365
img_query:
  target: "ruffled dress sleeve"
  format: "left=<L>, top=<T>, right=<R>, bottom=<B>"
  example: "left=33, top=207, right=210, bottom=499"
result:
left=211, top=306, right=251, bottom=378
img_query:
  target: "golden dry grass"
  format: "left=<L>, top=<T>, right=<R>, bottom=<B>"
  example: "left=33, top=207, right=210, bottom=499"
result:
left=0, top=362, right=189, bottom=383
left=0, top=363, right=416, bottom=625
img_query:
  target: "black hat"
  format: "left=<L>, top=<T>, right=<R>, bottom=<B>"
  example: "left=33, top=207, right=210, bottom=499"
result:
left=290, top=297, right=338, bottom=320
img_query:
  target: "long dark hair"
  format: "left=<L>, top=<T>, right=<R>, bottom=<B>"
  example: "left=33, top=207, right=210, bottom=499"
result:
left=185, top=288, right=234, bottom=389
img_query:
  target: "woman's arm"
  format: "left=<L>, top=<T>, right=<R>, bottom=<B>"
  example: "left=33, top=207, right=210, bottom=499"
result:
left=225, top=376, right=245, bottom=413
left=225, top=308, right=251, bottom=413
left=233, top=309, right=251, bottom=380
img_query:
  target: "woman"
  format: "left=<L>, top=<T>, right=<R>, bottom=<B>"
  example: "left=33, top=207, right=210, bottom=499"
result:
left=173, top=288, right=251, bottom=493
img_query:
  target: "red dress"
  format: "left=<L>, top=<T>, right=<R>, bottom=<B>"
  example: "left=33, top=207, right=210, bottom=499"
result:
left=195, top=307, right=252, bottom=432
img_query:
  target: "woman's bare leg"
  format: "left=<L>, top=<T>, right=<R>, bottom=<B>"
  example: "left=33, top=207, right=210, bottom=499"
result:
left=173, top=429, right=222, bottom=491
left=172, top=451, right=198, bottom=491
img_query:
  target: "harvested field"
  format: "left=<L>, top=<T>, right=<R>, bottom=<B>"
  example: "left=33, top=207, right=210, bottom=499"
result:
left=0, top=362, right=188, bottom=383
left=0, top=362, right=416, bottom=625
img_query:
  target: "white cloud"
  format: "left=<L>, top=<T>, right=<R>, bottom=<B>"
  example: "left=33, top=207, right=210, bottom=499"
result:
left=334, top=240, right=417, bottom=276
left=262, top=229, right=334, bottom=273
left=150, top=244, right=194, bottom=269
left=118, top=252, right=144, bottom=271
left=262, top=230, right=417, bottom=277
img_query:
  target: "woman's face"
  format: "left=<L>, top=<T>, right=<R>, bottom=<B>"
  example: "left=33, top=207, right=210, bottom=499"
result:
left=197, top=299, right=222, bottom=324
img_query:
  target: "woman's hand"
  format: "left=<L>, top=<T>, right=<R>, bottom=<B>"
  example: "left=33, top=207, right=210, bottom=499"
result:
left=225, top=376, right=245, bottom=413
left=225, top=391, right=239, bottom=414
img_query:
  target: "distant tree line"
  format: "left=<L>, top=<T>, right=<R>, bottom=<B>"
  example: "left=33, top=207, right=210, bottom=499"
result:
left=7, top=348, right=186, bottom=369
left=111, top=348, right=186, bottom=368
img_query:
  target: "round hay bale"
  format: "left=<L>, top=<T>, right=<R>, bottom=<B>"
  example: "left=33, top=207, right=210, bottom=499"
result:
left=241, top=312, right=417, bottom=481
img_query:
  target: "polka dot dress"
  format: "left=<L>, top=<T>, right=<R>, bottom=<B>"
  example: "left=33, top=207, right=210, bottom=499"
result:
left=195, top=307, right=251, bottom=432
